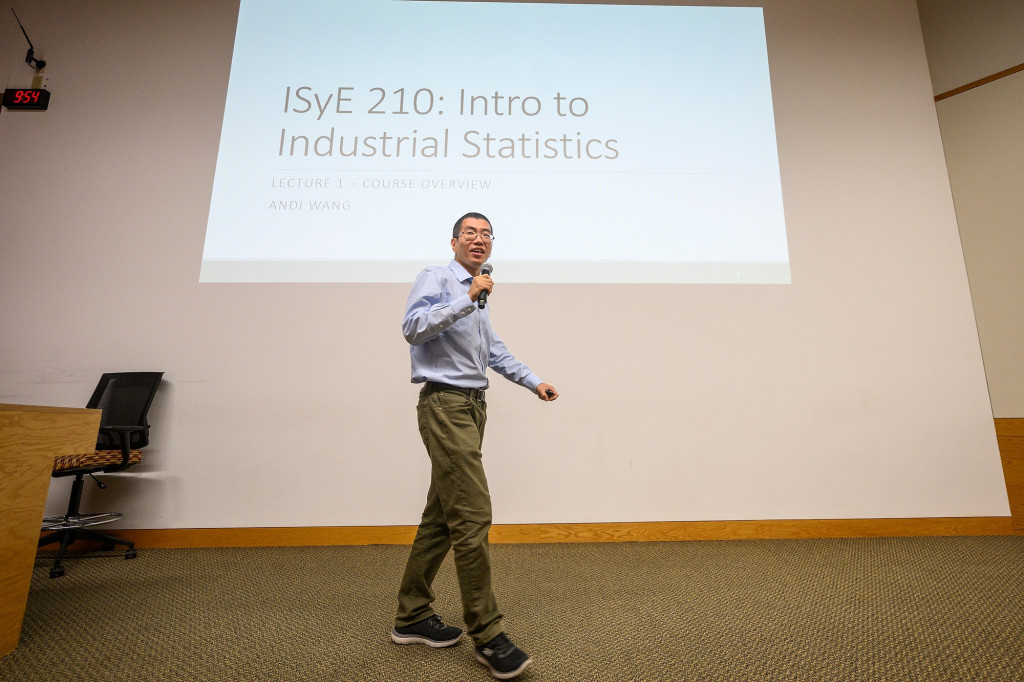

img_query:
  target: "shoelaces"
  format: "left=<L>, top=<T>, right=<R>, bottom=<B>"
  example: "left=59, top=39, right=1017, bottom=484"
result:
left=485, top=633, right=514, bottom=657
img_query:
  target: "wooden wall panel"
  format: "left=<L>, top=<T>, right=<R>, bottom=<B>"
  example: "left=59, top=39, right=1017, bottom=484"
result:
left=1, top=404, right=100, bottom=658
left=995, top=418, right=1024, bottom=529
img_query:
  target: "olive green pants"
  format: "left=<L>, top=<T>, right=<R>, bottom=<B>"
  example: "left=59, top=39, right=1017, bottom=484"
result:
left=395, top=385, right=503, bottom=645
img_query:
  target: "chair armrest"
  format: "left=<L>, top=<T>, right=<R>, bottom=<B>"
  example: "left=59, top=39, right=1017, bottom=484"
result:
left=99, top=425, right=146, bottom=471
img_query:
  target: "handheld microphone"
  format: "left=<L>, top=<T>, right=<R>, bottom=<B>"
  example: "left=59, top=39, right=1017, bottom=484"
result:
left=478, top=263, right=493, bottom=309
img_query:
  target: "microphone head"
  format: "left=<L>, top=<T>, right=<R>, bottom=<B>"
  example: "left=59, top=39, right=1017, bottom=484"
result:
left=480, top=263, right=493, bottom=276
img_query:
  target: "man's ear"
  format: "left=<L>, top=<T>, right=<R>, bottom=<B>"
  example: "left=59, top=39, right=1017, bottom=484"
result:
left=451, top=238, right=457, bottom=252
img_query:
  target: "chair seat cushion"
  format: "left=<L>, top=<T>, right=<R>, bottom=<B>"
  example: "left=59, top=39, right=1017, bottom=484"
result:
left=53, top=449, right=143, bottom=473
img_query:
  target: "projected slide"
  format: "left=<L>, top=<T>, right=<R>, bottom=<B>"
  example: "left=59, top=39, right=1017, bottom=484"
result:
left=201, top=0, right=789, bottom=283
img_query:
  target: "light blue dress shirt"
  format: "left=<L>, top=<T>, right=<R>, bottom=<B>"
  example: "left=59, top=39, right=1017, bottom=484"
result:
left=404, top=260, right=541, bottom=392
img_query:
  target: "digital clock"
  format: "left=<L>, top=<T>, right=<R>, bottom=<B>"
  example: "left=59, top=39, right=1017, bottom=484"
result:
left=2, top=88, right=51, bottom=111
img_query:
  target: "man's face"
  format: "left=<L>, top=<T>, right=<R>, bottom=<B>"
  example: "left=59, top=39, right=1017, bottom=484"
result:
left=451, top=217, right=493, bottom=274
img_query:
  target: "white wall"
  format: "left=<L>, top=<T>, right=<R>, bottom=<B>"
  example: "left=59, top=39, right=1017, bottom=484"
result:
left=0, top=0, right=1008, bottom=529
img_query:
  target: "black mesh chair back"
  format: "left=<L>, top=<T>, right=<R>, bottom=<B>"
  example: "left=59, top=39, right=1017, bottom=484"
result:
left=86, top=372, right=163, bottom=450
left=39, top=371, right=163, bottom=577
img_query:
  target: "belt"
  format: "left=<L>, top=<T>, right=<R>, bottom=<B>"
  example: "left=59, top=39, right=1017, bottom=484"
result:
left=424, top=381, right=486, bottom=401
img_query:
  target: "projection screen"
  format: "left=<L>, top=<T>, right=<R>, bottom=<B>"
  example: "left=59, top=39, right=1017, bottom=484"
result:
left=201, top=0, right=790, bottom=284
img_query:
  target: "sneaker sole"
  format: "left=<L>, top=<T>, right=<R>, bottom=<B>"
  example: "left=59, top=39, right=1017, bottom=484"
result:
left=474, top=653, right=533, bottom=679
left=390, top=629, right=462, bottom=648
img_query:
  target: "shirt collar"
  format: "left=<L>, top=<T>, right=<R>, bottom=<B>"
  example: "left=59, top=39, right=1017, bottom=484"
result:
left=448, top=259, right=473, bottom=283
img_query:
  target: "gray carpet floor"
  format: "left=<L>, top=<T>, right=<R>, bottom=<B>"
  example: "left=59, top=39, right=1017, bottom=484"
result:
left=3, top=536, right=1024, bottom=681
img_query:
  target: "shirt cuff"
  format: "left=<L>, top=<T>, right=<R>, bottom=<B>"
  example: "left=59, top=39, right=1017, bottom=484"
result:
left=453, top=292, right=475, bottom=318
left=523, top=373, right=542, bottom=393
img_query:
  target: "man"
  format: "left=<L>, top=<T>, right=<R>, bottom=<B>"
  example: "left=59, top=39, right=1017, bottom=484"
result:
left=391, top=212, right=558, bottom=679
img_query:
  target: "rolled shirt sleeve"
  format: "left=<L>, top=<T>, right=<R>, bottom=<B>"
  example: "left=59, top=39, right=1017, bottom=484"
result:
left=404, top=260, right=540, bottom=392
left=402, top=268, right=476, bottom=346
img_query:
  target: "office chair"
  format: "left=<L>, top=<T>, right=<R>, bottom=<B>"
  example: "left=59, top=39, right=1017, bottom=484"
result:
left=38, top=372, right=163, bottom=578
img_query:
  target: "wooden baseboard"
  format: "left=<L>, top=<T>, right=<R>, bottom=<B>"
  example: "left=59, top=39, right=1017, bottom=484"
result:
left=68, top=517, right=1017, bottom=550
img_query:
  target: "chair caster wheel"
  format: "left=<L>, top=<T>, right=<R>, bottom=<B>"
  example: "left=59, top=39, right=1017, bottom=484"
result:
left=50, top=566, right=65, bottom=578
left=125, top=549, right=137, bottom=560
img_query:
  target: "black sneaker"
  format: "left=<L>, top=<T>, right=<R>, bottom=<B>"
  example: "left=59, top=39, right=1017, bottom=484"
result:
left=391, top=614, right=463, bottom=647
left=474, top=632, right=532, bottom=679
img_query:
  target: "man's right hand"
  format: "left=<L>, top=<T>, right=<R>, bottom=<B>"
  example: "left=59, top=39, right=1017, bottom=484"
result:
left=469, top=274, right=493, bottom=302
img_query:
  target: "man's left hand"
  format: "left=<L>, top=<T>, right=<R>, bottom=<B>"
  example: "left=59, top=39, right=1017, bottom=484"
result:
left=536, top=383, right=558, bottom=401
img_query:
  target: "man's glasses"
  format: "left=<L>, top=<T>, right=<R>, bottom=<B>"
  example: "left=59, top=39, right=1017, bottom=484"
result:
left=458, top=229, right=494, bottom=243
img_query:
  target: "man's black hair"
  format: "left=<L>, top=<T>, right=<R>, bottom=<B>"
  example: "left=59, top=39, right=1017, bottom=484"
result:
left=452, top=212, right=492, bottom=239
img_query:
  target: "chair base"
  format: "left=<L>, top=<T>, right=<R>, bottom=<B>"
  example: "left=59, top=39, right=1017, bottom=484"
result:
left=42, top=511, right=122, bottom=531
left=38, top=524, right=137, bottom=579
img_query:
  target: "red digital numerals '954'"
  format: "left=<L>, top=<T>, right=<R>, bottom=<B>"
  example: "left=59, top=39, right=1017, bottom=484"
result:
left=2, top=89, right=50, bottom=110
